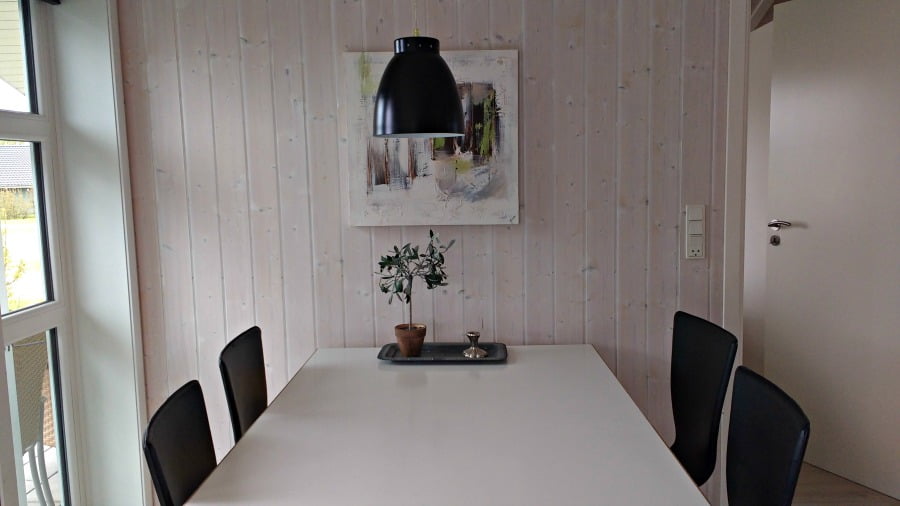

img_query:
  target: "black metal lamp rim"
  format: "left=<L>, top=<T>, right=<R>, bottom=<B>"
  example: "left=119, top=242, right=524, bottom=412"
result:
left=394, top=36, right=440, bottom=54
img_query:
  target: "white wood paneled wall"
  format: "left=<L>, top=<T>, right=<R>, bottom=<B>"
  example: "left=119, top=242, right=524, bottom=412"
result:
left=119, top=0, right=730, bottom=498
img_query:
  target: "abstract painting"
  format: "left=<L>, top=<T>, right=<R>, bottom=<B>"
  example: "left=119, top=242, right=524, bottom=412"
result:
left=342, top=50, right=518, bottom=226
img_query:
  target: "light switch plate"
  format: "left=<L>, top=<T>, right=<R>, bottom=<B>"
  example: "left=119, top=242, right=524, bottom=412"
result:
left=686, top=204, right=704, bottom=221
left=685, top=205, right=705, bottom=259
left=686, top=235, right=705, bottom=258
left=687, top=220, right=704, bottom=236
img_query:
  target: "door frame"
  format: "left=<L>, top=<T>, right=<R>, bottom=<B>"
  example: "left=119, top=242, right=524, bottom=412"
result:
left=719, top=0, right=751, bottom=504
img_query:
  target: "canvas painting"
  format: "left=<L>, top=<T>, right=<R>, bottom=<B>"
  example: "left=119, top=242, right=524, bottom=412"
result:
left=342, top=50, right=518, bottom=226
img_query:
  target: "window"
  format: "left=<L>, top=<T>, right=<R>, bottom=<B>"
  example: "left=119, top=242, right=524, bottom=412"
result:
left=1, top=1, right=71, bottom=504
left=1, top=140, right=51, bottom=313
left=6, top=330, right=67, bottom=505
left=0, top=0, right=36, bottom=113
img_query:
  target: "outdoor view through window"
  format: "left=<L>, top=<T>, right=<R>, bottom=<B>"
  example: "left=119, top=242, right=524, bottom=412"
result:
left=1, top=0, right=32, bottom=112
left=0, top=141, right=48, bottom=313
left=2, top=0, right=47, bottom=313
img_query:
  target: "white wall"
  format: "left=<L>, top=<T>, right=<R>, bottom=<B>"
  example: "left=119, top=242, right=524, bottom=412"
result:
left=766, top=0, right=900, bottom=498
left=49, top=0, right=146, bottom=503
left=118, top=1, right=738, bottom=502
left=742, top=23, right=772, bottom=373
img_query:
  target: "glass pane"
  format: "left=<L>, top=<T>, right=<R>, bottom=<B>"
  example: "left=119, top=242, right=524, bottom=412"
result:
left=0, top=0, right=33, bottom=113
left=1, top=140, right=49, bottom=313
left=7, top=330, right=68, bottom=505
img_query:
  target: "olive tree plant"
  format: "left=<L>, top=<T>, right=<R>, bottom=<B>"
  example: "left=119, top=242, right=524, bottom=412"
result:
left=377, top=229, right=454, bottom=329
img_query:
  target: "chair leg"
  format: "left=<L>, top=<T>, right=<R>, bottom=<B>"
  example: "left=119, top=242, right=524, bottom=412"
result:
left=35, top=440, right=56, bottom=505
left=27, top=444, right=48, bottom=506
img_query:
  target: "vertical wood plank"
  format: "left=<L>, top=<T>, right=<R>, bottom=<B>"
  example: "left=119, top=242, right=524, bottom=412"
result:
left=206, top=0, right=255, bottom=344
left=647, top=0, right=683, bottom=444
left=238, top=0, right=288, bottom=392
left=461, top=191, right=495, bottom=337
left=708, top=0, right=730, bottom=326
left=366, top=0, right=405, bottom=345
left=679, top=0, right=715, bottom=319
left=394, top=1, right=438, bottom=342
left=425, top=0, right=465, bottom=342
left=458, top=0, right=491, bottom=49
left=424, top=0, right=457, bottom=47
left=372, top=227, right=404, bottom=344
left=681, top=2, right=717, bottom=493
left=269, top=0, right=318, bottom=371
left=393, top=0, right=439, bottom=343
left=175, top=0, right=231, bottom=454
left=119, top=0, right=167, bottom=413
left=334, top=0, right=377, bottom=348
left=584, top=0, right=618, bottom=370
left=399, top=232, right=437, bottom=341
left=616, top=0, right=651, bottom=413
left=143, top=0, right=198, bottom=393
left=458, top=0, right=496, bottom=342
left=399, top=226, right=437, bottom=340
left=552, top=0, right=586, bottom=344
left=121, top=2, right=735, bottom=471
left=705, top=2, right=734, bottom=502
left=393, top=0, right=413, bottom=42
left=300, top=0, right=347, bottom=348
left=490, top=0, right=525, bottom=346
left=522, top=0, right=554, bottom=345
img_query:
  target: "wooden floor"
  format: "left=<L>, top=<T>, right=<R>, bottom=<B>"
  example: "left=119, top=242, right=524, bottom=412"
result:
left=794, top=463, right=899, bottom=505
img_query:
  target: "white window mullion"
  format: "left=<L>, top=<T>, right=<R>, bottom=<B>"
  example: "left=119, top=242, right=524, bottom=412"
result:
left=0, top=113, right=52, bottom=142
left=1, top=301, right=67, bottom=346
left=42, top=320, right=82, bottom=505
left=0, top=322, right=20, bottom=505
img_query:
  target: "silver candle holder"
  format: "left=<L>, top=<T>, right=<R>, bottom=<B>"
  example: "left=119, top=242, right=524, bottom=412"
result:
left=463, top=331, right=488, bottom=359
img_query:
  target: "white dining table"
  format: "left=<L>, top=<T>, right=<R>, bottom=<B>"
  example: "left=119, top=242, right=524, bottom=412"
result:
left=187, top=345, right=707, bottom=505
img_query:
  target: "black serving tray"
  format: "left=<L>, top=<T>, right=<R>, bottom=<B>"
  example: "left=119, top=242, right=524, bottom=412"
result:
left=377, top=342, right=508, bottom=364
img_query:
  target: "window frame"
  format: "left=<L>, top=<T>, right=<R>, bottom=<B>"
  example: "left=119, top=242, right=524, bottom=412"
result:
left=0, top=1, right=80, bottom=504
left=0, top=0, right=68, bottom=342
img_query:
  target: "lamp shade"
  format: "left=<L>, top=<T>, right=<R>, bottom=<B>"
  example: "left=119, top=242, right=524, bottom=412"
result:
left=373, top=37, right=464, bottom=138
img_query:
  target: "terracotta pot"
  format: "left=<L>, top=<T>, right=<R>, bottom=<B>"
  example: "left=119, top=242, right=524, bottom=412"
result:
left=394, top=324, right=427, bottom=357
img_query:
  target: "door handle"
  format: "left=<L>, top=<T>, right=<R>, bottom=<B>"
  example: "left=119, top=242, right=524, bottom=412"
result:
left=768, top=219, right=792, bottom=231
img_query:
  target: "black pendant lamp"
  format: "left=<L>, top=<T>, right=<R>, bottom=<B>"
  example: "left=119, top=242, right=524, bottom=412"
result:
left=373, top=35, right=464, bottom=138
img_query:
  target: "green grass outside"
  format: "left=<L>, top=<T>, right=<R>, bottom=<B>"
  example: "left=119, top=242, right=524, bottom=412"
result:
left=2, top=218, right=47, bottom=311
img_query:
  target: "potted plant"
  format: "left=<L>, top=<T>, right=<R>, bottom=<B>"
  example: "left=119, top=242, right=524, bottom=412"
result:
left=377, top=229, right=454, bottom=357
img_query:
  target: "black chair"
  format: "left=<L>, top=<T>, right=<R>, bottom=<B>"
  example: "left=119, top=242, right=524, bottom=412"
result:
left=727, top=366, right=810, bottom=506
left=669, top=311, right=738, bottom=485
left=143, top=380, right=217, bottom=506
left=219, top=326, right=268, bottom=441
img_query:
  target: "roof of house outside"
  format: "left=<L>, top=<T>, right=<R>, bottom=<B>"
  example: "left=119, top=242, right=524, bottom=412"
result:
left=0, top=145, right=33, bottom=188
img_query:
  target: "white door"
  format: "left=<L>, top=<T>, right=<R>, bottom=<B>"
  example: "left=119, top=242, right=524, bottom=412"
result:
left=764, top=0, right=900, bottom=498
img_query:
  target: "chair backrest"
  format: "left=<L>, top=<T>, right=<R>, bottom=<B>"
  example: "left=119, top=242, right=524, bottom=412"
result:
left=669, top=311, right=738, bottom=485
left=727, top=366, right=810, bottom=506
left=143, top=380, right=217, bottom=506
left=219, top=326, right=268, bottom=441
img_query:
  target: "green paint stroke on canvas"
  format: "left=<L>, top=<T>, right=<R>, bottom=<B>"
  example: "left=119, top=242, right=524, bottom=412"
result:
left=358, top=53, right=377, bottom=96
left=454, top=158, right=473, bottom=172
left=478, top=90, right=496, bottom=158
